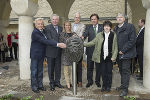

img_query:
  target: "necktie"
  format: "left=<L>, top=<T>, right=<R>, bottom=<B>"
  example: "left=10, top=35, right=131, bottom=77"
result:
left=94, top=26, right=97, bottom=35
left=54, top=26, right=58, bottom=33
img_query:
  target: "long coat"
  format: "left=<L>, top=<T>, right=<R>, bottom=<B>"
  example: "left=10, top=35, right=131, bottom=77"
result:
left=84, top=31, right=118, bottom=63
left=30, top=28, right=57, bottom=59
left=114, top=22, right=137, bottom=59
left=45, top=24, right=63, bottom=58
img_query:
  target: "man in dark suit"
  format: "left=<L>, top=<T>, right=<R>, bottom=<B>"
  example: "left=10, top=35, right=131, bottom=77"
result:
left=45, top=14, right=64, bottom=91
left=82, top=14, right=103, bottom=88
left=30, top=18, right=66, bottom=93
left=136, top=19, right=145, bottom=80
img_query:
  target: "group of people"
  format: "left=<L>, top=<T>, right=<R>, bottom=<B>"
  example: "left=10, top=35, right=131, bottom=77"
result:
left=0, top=32, right=18, bottom=63
left=30, top=12, right=145, bottom=97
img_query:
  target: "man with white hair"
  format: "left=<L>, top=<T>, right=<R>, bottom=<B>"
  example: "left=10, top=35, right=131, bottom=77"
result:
left=30, top=18, right=66, bottom=93
left=72, top=12, right=85, bottom=87
left=114, top=13, right=136, bottom=97
left=45, top=14, right=64, bottom=91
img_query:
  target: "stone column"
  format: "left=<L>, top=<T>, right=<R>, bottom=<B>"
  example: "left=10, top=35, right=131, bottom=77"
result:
left=142, top=0, right=150, bottom=89
left=11, top=0, right=38, bottom=79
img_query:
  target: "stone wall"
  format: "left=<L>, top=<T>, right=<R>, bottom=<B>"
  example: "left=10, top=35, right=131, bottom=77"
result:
left=68, top=0, right=132, bottom=23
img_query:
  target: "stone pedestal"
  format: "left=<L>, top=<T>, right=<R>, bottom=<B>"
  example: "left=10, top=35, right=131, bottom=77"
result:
left=142, top=0, right=150, bottom=89
left=11, top=0, right=38, bottom=79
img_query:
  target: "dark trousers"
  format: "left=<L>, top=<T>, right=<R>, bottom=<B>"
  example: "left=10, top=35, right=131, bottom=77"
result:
left=87, top=56, right=94, bottom=84
left=0, top=50, right=5, bottom=62
left=130, top=57, right=137, bottom=74
left=95, top=62, right=102, bottom=84
left=9, top=47, right=13, bottom=59
left=77, top=57, right=82, bottom=83
left=100, top=60, right=113, bottom=88
left=47, top=56, right=61, bottom=85
left=137, top=53, right=143, bottom=77
left=118, top=59, right=131, bottom=90
left=30, top=57, right=44, bottom=90
left=12, top=42, right=18, bottom=59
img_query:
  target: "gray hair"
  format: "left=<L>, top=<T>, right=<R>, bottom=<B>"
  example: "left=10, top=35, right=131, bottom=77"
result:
left=51, top=14, right=59, bottom=20
left=74, top=12, right=81, bottom=18
left=34, top=18, right=44, bottom=24
left=116, top=13, right=127, bottom=19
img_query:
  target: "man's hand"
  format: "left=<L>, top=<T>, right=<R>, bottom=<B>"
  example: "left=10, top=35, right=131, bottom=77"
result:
left=57, top=43, right=66, bottom=48
left=119, top=51, right=123, bottom=55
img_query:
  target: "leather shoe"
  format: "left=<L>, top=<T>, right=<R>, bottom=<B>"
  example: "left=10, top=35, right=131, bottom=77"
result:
left=105, top=87, right=111, bottom=92
left=50, top=84, right=55, bottom=91
left=120, top=90, right=128, bottom=97
left=38, top=87, right=46, bottom=91
left=86, top=83, right=93, bottom=88
left=55, top=83, right=64, bottom=88
left=101, top=87, right=106, bottom=92
left=116, top=86, right=122, bottom=91
left=32, top=89, right=40, bottom=93
left=96, top=83, right=101, bottom=88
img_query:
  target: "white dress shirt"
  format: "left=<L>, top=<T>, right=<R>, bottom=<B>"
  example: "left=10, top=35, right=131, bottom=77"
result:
left=103, top=32, right=110, bottom=60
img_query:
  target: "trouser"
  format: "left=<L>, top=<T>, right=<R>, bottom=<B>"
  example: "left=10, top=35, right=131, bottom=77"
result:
left=100, top=59, right=113, bottom=88
left=47, top=56, right=61, bottom=85
left=30, top=57, right=44, bottom=90
left=77, top=57, right=82, bottom=83
left=0, top=50, right=5, bottom=62
left=137, top=53, right=143, bottom=77
left=9, top=47, right=13, bottom=59
left=12, top=42, right=18, bottom=59
left=87, top=56, right=94, bottom=84
left=118, top=59, right=131, bottom=90
left=64, top=65, right=72, bottom=86
left=95, top=62, right=102, bottom=84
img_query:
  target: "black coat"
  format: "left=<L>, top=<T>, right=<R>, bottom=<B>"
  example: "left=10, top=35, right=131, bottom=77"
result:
left=30, top=28, right=57, bottom=59
left=114, top=22, right=137, bottom=59
left=83, top=24, right=103, bottom=58
left=136, top=28, right=145, bottom=55
left=45, top=24, right=63, bottom=58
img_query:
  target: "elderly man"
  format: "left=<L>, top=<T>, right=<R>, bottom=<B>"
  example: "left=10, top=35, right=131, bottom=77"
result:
left=72, top=12, right=85, bottom=87
left=45, top=14, right=64, bottom=91
left=30, top=18, right=66, bottom=93
left=82, top=14, right=103, bottom=88
left=114, top=14, right=136, bottom=97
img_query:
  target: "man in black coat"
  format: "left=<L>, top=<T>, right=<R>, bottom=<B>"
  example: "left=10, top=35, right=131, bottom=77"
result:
left=30, top=18, right=66, bottom=93
left=114, top=13, right=137, bottom=97
left=82, top=14, right=103, bottom=88
left=136, top=19, right=145, bottom=80
left=45, top=14, right=64, bottom=91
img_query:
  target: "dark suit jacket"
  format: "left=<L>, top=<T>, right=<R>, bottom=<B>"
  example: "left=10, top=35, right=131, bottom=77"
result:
left=83, top=24, right=103, bottom=58
left=30, top=28, right=57, bottom=59
left=136, top=27, right=145, bottom=55
left=45, top=24, right=63, bottom=58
